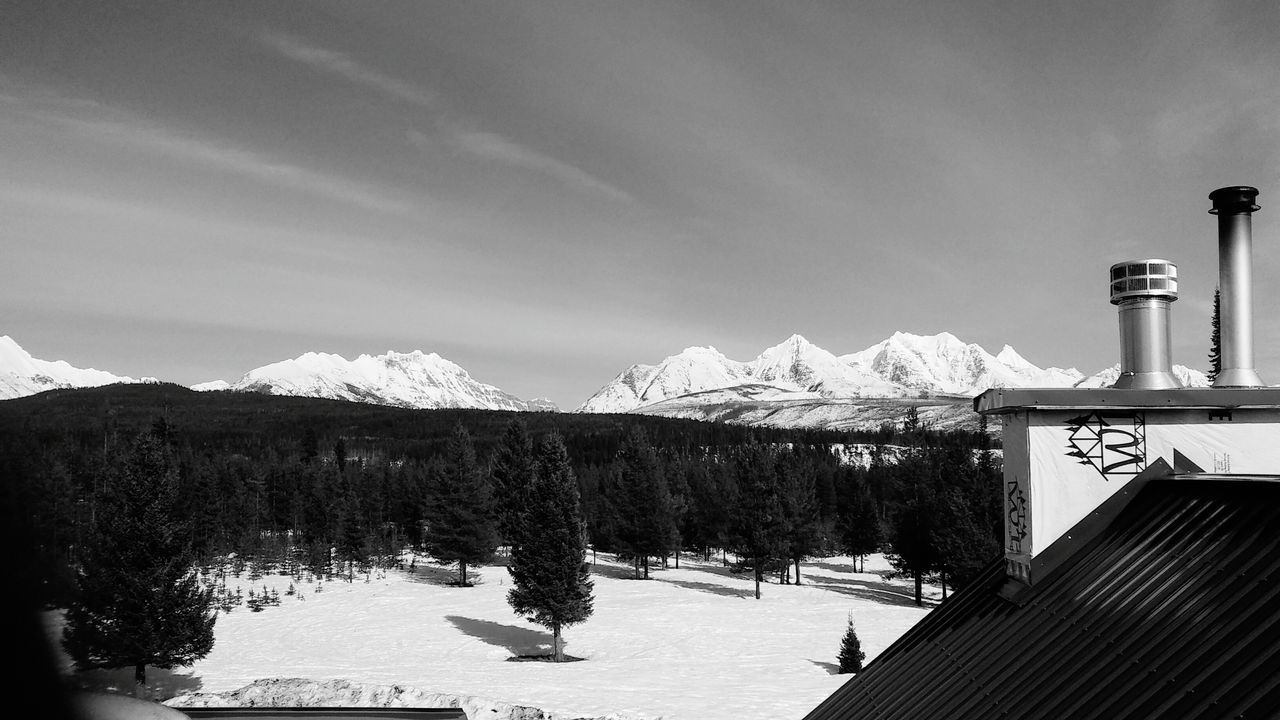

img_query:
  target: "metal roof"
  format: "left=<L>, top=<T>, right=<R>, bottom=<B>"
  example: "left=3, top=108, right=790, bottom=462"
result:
left=803, top=477, right=1280, bottom=720
left=973, top=387, right=1280, bottom=414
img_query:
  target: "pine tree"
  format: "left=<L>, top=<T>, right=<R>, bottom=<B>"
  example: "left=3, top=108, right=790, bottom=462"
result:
left=507, top=433, right=594, bottom=662
left=730, top=441, right=786, bottom=599
left=777, top=449, right=822, bottom=585
left=491, top=419, right=537, bottom=553
left=1209, top=286, right=1221, bottom=382
left=837, top=613, right=865, bottom=674
left=615, top=428, right=677, bottom=579
left=886, top=447, right=941, bottom=606
left=423, top=423, right=498, bottom=586
left=840, top=476, right=881, bottom=573
left=62, top=426, right=216, bottom=697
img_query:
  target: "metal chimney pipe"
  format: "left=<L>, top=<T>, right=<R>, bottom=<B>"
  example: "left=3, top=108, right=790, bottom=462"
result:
left=1109, top=259, right=1182, bottom=389
left=1209, top=186, right=1265, bottom=387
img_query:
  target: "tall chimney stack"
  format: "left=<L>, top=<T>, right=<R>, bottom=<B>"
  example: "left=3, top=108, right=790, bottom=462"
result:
left=1110, top=259, right=1181, bottom=389
left=1210, top=186, right=1265, bottom=387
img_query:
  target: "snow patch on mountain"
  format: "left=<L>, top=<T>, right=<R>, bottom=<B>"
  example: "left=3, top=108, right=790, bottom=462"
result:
left=0, top=335, right=151, bottom=400
left=207, top=350, right=556, bottom=412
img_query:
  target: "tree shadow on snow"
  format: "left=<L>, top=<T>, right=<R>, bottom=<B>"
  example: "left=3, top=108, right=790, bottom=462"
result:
left=657, top=578, right=754, bottom=599
left=400, top=563, right=479, bottom=587
left=809, top=560, right=863, bottom=574
left=587, top=562, right=641, bottom=580
left=64, top=666, right=203, bottom=701
left=445, top=616, right=554, bottom=657
left=680, top=561, right=740, bottom=580
left=806, top=577, right=938, bottom=608
left=809, top=659, right=843, bottom=675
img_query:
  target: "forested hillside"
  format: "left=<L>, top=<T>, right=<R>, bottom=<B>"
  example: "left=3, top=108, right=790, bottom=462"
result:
left=3, top=384, right=1001, bottom=610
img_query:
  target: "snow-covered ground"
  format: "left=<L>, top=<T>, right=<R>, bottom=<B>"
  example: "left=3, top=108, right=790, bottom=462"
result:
left=50, top=553, right=939, bottom=720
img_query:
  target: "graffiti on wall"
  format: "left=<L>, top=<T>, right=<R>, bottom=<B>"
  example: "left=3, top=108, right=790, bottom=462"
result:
left=1065, top=411, right=1146, bottom=480
left=1006, top=474, right=1028, bottom=554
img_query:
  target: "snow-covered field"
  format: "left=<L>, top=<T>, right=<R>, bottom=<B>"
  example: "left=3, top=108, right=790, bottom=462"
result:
left=50, top=553, right=939, bottom=720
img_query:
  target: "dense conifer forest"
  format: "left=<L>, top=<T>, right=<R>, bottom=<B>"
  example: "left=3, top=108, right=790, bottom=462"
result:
left=2, top=384, right=1001, bottom=610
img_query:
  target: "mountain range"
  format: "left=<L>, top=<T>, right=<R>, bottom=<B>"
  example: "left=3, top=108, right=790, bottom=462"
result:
left=0, top=332, right=1211, bottom=429
left=576, top=332, right=1209, bottom=415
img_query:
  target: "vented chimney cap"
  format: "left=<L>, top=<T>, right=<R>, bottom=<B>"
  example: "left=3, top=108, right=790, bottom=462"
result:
left=1109, top=259, right=1178, bottom=305
left=1209, top=186, right=1260, bottom=215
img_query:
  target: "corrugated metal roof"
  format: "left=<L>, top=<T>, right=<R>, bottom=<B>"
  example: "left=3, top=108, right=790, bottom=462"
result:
left=804, top=478, right=1280, bottom=720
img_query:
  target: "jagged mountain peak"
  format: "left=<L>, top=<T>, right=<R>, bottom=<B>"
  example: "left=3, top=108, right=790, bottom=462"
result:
left=578, top=331, right=1130, bottom=416
left=996, top=344, right=1031, bottom=369
left=205, top=348, right=555, bottom=412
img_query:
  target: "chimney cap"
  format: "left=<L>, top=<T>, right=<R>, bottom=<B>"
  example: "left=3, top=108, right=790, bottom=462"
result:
left=1109, top=259, right=1178, bottom=304
left=1209, top=186, right=1260, bottom=215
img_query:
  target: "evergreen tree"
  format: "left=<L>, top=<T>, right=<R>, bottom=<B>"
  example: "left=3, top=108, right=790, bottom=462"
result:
left=1209, top=286, right=1221, bottom=382
left=423, top=423, right=498, bottom=586
left=837, top=613, right=865, bottom=674
left=507, top=433, right=594, bottom=662
left=730, top=441, right=786, bottom=599
left=886, top=447, right=941, bottom=606
left=777, top=450, right=821, bottom=585
left=615, top=428, right=677, bottom=579
left=62, top=426, right=216, bottom=697
left=333, top=436, right=348, bottom=472
left=491, top=419, right=537, bottom=552
left=839, top=474, right=881, bottom=573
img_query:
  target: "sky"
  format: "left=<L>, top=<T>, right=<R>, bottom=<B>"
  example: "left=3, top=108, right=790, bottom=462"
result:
left=3, top=0, right=1280, bottom=409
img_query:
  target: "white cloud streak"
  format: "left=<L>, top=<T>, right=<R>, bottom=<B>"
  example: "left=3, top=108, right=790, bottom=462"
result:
left=446, top=129, right=633, bottom=203
left=37, top=110, right=408, bottom=214
left=260, top=31, right=437, bottom=109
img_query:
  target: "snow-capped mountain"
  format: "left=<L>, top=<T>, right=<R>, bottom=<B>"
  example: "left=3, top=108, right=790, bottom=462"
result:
left=577, top=331, right=1212, bottom=419
left=577, top=335, right=913, bottom=413
left=0, top=335, right=152, bottom=400
left=575, top=345, right=752, bottom=413
left=1072, top=363, right=1211, bottom=389
left=200, top=350, right=558, bottom=412
left=840, top=331, right=1087, bottom=396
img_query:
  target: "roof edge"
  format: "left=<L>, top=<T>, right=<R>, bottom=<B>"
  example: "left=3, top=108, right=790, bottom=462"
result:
left=974, top=387, right=1280, bottom=414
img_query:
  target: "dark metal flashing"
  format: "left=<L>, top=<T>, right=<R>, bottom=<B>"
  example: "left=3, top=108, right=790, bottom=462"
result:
left=803, top=478, right=1280, bottom=720
left=973, top=386, right=1280, bottom=414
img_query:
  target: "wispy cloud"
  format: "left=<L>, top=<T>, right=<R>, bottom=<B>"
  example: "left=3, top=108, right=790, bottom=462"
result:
left=5, top=94, right=409, bottom=214
left=260, top=31, right=436, bottom=109
left=422, top=127, right=632, bottom=203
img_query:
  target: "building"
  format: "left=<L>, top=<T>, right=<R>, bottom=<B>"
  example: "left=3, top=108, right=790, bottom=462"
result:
left=804, top=187, right=1280, bottom=720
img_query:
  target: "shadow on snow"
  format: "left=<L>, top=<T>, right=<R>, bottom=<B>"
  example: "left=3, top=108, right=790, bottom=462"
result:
left=445, top=615, right=554, bottom=657
left=65, top=665, right=203, bottom=701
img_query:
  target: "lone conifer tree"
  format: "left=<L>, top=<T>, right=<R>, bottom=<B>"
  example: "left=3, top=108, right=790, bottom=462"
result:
left=837, top=613, right=865, bottom=673
left=63, top=425, right=216, bottom=697
left=1209, top=286, right=1221, bottom=382
left=424, top=423, right=498, bottom=586
left=507, top=433, right=594, bottom=662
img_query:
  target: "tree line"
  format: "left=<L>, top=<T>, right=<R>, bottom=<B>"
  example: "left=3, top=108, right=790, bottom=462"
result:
left=6, top=409, right=1001, bottom=615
